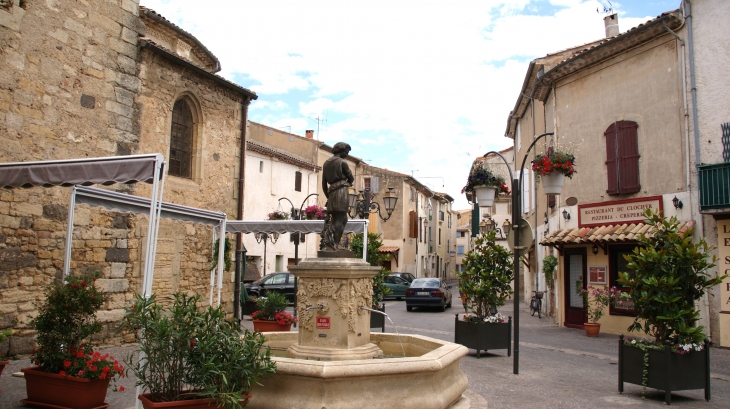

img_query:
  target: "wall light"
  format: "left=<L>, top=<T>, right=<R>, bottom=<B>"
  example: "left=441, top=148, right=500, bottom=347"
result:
left=562, top=209, right=571, bottom=220
left=672, top=196, right=683, bottom=209
left=592, top=244, right=599, bottom=255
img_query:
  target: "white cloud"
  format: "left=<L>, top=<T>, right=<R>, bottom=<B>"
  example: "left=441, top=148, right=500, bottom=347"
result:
left=141, top=0, right=670, bottom=210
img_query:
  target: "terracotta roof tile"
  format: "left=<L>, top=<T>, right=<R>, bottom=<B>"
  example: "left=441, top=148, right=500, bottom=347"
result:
left=378, top=246, right=400, bottom=253
left=540, top=220, right=695, bottom=246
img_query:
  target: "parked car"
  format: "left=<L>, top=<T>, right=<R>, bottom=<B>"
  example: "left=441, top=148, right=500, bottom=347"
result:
left=383, top=275, right=410, bottom=300
left=405, top=278, right=453, bottom=312
left=244, top=272, right=297, bottom=303
left=390, top=272, right=416, bottom=283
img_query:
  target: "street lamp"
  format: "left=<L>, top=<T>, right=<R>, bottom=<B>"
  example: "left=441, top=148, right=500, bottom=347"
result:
left=348, top=187, right=398, bottom=221
left=479, top=215, right=505, bottom=239
left=255, top=232, right=279, bottom=277
left=278, top=194, right=318, bottom=327
left=479, top=131, right=557, bottom=375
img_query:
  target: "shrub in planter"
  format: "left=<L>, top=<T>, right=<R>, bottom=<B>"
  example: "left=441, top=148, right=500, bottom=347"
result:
left=250, top=291, right=297, bottom=332
left=22, top=274, right=124, bottom=409
left=455, top=230, right=513, bottom=357
left=617, top=210, right=726, bottom=403
left=123, top=292, right=276, bottom=409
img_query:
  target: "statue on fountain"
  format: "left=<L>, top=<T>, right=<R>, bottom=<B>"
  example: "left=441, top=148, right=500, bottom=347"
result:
left=319, top=142, right=354, bottom=256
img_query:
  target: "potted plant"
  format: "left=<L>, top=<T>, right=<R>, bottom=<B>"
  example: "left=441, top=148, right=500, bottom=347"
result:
left=0, top=329, right=12, bottom=378
left=455, top=230, right=514, bottom=358
left=579, top=285, right=620, bottom=337
left=250, top=291, right=297, bottom=332
left=267, top=210, right=290, bottom=220
left=617, top=210, right=726, bottom=404
left=123, top=292, right=277, bottom=409
left=22, top=274, right=125, bottom=409
left=463, top=164, right=507, bottom=208
left=531, top=150, right=575, bottom=194
left=350, top=233, right=392, bottom=331
left=302, top=204, right=326, bottom=220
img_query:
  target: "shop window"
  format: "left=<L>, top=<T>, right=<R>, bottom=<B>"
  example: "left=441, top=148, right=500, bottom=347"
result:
left=169, top=99, right=194, bottom=178
left=609, top=244, right=637, bottom=316
left=605, top=121, right=640, bottom=195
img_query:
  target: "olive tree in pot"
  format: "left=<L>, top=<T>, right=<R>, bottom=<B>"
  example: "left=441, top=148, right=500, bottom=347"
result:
left=123, top=292, right=276, bottom=409
left=455, top=230, right=513, bottom=358
left=617, top=210, right=727, bottom=404
left=350, top=232, right=392, bottom=331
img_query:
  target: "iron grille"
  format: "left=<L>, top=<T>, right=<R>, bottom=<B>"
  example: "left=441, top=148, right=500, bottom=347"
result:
left=698, top=162, right=730, bottom=210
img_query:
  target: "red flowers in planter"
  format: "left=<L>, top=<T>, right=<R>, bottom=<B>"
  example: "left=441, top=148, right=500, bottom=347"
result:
left=61, top=346, right=124, bottom=391
left=531, top=152, right=576, bottom=178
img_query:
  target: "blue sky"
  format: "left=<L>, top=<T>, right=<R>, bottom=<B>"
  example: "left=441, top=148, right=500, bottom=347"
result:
left=141, top=0, right=681, bottom=210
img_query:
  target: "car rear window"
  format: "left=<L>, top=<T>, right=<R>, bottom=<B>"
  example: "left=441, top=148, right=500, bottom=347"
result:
left=411, top=279, right=439, bottom=288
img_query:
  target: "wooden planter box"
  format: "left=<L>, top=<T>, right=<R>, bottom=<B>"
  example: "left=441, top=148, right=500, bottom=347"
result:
left=454, top=314, right=511, bottom=358
left=618, top=335, right=710, bottom=404
left=370, top=304, right=385, bottom=333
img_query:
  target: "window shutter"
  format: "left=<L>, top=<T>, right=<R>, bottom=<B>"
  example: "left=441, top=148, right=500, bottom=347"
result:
left=409, top=210, right=417, bottom=238
left=521, top=170, right=529, bottom=213
left=371, top=177, right=380, bottom=193
left=295, top=171, right=302, bottom=192
left=605, top=123, right=619, bottom=195
left=617, top=121, right=640, bottom=194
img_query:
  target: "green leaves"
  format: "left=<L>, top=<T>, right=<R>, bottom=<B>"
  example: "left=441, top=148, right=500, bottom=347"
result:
left=457, top=230, right=513, bottom=320
left=350, top=233, right=392, bottom=306
left=122, top=292, right=276, bottom=409
left=620, top=210, right=726, bottom=344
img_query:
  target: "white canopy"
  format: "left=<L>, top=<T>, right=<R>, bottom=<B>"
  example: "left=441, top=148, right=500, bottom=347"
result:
left=71, top=186, right=227, bottom=305
left=225, top=219, right=369, bottom=259
left=1, top=154, right=168, bottom=302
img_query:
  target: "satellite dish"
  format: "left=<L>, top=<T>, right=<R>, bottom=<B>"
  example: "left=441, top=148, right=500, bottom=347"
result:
left=505, top=218, right=534, bottom=253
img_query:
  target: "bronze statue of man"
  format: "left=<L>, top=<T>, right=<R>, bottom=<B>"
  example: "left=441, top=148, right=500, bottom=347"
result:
left=320, top=142, right=354, bottom=252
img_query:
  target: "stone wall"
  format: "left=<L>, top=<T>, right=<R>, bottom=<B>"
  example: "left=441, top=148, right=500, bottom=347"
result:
left=0, top=0, right=243, bottom=355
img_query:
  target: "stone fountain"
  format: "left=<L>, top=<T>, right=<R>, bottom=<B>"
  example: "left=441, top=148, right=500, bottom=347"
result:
left=247, top=257, right=469, bottom=409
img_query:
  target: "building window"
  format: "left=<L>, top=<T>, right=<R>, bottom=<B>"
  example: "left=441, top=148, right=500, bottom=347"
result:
left=295, top=171, right=302, bottom=192
left=438, top=228, right=442, bottom=245
left=259, top=161, right=264, bottom=173
left=169, top=99, right=194, bottom=178
left=457, top=245, right=464, bottom=255
left=609, top=244, right=637, bottom=316
left=605, top=121, right=640, bottom=195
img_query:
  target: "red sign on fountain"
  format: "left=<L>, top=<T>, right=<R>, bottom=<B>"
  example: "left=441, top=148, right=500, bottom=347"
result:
left=316, top=317, right=330, bottom=329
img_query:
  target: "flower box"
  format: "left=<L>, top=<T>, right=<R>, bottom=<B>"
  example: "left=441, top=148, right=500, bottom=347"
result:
left=454, top=314, right=511, bottom=358
left=369, top=304, right=385, bottom=333
left=618, top=336, right=710, bottom=404
left=252, top=319, right=293, bottom=332
left=21, top=366, right=111, bottom=409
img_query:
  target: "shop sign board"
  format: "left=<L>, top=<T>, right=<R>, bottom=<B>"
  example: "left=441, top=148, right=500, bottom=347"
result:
left=578, top=196, right=662, bottom=227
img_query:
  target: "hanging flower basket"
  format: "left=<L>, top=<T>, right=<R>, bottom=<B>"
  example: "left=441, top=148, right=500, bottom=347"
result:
left=532, top=151, right=575, bottom=195
left=541, top=172, right=565, bottom=195
left=473, top=185, right=498, bottom=207
left=463, top=166, right=507, bottom=208
left=302, top=204, right=326, bottom=220
left=267, top=210, right=290, bottom=220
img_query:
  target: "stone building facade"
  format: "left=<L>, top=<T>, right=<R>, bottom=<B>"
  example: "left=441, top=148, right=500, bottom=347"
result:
left=0, top=0, right=256, bottom=354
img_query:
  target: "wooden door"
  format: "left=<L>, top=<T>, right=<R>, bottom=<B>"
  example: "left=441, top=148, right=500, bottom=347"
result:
left=563, top=248, right=586, bottom=328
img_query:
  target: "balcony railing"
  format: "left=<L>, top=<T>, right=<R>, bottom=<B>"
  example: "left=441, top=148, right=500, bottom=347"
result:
left=699, top=162, right=730, bottom=210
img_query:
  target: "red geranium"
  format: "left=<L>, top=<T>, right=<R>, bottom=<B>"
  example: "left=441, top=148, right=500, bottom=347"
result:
left=62, top=346, right=125, bottom=392
left=531, top=151, right=576, bottom=178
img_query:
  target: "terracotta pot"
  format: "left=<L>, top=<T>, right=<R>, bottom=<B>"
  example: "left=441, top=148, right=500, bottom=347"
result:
left=21, top=366, right=111, bottom=409
left=139, top=393, right=251, bottom=409
left=252, top=319, right=292, bottom=332
left=0, top=360, right=9, bottom=378
left=584, top=322, right=601, bottom=337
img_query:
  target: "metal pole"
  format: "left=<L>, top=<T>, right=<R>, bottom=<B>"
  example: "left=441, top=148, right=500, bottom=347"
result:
left=234, top=249, right=242, bottom=325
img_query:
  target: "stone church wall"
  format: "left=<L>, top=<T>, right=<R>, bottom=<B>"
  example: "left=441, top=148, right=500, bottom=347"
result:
left=0, top=0, right=243, bottom=355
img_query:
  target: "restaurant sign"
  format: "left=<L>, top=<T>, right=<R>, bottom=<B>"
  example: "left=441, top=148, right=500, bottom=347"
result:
left=578, top=196, right=662, bottom=228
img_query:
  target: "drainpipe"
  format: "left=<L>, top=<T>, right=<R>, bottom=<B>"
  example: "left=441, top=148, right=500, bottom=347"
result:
left=234, top=98, right=251, bottom=324
left=683, top=0, right=712, bottom=339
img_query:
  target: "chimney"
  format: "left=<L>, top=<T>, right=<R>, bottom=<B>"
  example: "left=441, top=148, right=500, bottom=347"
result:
left=604, top=13, right=619, bottom=38
left=305, top=130, right=314, bottom=139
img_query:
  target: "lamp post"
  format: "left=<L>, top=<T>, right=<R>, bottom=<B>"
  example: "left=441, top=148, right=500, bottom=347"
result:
left=478, top=131, right=555, bottom=375
left=348, top=187, right=398, bottom=221
left=278, top=193, right=318, bottom=327
left=479, top=215, right=506, bottom=239
left=255, top=232, right=279, bottom=277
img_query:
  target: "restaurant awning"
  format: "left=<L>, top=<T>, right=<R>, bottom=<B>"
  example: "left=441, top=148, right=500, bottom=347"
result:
left=540, top=220, right=696, bottom=254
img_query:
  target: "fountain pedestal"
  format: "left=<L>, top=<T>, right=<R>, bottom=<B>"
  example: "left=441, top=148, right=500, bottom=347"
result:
left=288, top=257, right=382, bottom=360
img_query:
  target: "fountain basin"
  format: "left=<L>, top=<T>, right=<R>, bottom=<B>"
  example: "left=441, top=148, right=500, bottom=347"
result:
left=249, top=332, right=469, bottom=409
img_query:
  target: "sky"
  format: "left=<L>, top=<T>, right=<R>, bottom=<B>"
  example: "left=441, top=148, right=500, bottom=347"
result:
left=140, top=0, right=681, bottom=211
